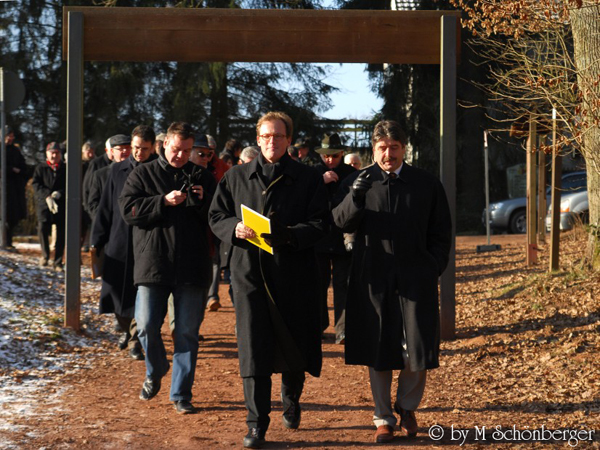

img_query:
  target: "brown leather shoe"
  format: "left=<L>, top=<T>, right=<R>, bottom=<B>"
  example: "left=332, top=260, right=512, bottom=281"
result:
left=374, top=425, right=394, bottom=443
left=395, top=403, right=418, bottom=437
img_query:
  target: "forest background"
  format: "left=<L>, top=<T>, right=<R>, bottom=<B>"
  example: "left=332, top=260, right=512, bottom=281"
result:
left=0, top=0, right=588, bottom=235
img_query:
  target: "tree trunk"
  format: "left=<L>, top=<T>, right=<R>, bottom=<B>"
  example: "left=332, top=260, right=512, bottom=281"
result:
left=570, top=3, right=600, bottom=268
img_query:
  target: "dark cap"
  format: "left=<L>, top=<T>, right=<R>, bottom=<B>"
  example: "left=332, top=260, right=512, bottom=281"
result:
left=109, top=134, right=131, bottom=148
left=46, top=142, right=61, bottom=152
left=315, top=133, right=346, bottom=155
left=293, top=138, right=310, bottom=149
left=193, top=134, right=211, bottom=149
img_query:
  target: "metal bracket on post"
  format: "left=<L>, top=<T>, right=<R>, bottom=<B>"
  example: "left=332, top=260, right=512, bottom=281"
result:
left=64, top=11, right=84, bottom=330
left=439, top=15, right=457, bottom=341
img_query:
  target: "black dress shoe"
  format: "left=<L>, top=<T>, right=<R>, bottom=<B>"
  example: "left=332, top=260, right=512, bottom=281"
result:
left=174, top=400, right=194, bottom=414
left=282, top=401, right=301, bottom=429
left=139, top=377, right=161, bottom=401
left=243, top=428, right=266, bottom=449
left=118, top=333, right=128, bottom=350
left=129, top=346, right=145, bottom=360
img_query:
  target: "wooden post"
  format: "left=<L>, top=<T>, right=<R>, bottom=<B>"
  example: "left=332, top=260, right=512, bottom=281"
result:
left=439, top=15, right=456, bottom=340
left=526, top=112, right=538, bottom=266
left=64, top=11, right=84, bottom=330
left=537, top=135, right=546, bottom=244
left=549, top=108, right=562, bottom=271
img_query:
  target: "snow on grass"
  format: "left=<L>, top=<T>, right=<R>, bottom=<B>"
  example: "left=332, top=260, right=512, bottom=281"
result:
left=0, top=243, right=112, bottom=442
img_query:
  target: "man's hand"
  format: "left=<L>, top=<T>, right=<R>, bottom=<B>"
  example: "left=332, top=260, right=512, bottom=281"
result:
left=323, top=171, right=339, bottom=184
left=235, top=222, right=256, bottom=240
left=351, top=171, right=372, bottom=205
left=260, top=212, right=294, bottom=248
left=190, top=185, right=204, bottom=200
left=164, top=190, right=187, bottom=206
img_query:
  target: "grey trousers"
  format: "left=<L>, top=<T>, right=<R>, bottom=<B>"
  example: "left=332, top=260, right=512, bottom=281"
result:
left=368, top=340, right=427, bottom=428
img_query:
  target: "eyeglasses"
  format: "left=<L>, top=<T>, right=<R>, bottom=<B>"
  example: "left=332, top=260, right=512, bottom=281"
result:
left=325, top=153, right=343, bottom=159
left=198, top=152, right=213, bottom=158
left=258, top=133, right=287, bottom=141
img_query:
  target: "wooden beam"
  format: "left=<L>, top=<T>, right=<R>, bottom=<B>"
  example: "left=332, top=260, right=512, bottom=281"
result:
left=440, top=15, right=456, bottom=341
left=62, top=7, right=461, bottom=64
left=65, top=11, right=84, bottom=331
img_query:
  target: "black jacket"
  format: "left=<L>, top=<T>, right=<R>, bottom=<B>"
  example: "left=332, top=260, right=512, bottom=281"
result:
left=32, top=162, right=66, bottom=223
left=209, top=153, right=329, bottom=378
left=83, top=153, right=111, bottom=212
left=119, top=156, right=216, bottom=287
left=332, top=163, right=452, bottom=371
left=314, top=160, right=356, bottom=254
left=86, top=164, right=111, bottom=219
left=91, top=154, right=156, bottom=317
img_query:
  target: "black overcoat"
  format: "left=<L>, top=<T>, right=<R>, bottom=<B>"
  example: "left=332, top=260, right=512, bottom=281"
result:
left=91, top=155, right=155, bottom=317
left=5, top=144, right=29, bottom=225
left=83, top=153, right=111, bottom=212
left=119, top=156, right=216, bottom=287
left=208, top=154, right=329, bottom=378
left=332, top=163, right=452, bottom=372
left=314, top=160, right=356, bottom=255
left=31, top=162, right=66, bottom=223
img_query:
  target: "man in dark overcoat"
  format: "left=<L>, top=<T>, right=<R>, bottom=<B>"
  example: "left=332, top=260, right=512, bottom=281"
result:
left=313, top=133, right=356, bottom=343
left=32, top=142, right=67, bottom=269
left=3, top=126, right=29, bottom=249
left=91, top=126, right=156, bottom=360
left=209, top=111, right=329, bottom=449
left=83, top=138, right=113, bottom=215
left=332, top=120, right=452, bottom=443
left=119, top=121, right=216, bottom=415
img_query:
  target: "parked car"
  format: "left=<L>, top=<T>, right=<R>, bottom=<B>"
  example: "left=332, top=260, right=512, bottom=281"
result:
left=482, top=171, right=587, bottom=234
left=545, top=189, right=589, bottom=231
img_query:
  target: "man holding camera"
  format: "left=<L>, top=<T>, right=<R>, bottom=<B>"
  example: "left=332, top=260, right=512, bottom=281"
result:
left=119, top=122, right=216, bottom=414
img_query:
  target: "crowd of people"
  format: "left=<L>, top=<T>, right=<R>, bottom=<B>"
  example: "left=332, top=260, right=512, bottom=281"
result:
left=1, top=115, right=451, bottom=448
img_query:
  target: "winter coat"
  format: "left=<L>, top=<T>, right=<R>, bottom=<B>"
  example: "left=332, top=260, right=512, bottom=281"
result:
left=86, top=164, right=111, bottom=219
left=4, top=144, right=29, bottom=226
left=314, top=160, right=356, bottom=255
left=119, top=155, right=216, bottom=288
left=332, top=163, right=452, bottom=372
left=209, top=153, right=329, bottom=378
left=83, top=153, right=111, bottom=212
left=32, top=162, right=66, bottom=224
left=91, top=154, right=156, bottom=317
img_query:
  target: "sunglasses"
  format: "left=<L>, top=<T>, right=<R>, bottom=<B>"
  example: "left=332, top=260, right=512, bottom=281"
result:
left=325, top=153, right=343, bottom=159
left=198, top=152, right=213, bottom=158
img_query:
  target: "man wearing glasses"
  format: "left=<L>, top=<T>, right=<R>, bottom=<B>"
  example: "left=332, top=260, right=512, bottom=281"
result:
left=313, top=133, right=356, bottom=345
left=209, top=111, right=329, bottom=449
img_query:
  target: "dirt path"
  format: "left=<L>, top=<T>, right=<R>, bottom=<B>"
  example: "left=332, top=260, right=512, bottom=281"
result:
left=2, top=233, right=599, bottom=449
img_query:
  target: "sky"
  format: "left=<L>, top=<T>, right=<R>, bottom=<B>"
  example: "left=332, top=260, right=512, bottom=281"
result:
left=317, top=63, right=384, bottom=120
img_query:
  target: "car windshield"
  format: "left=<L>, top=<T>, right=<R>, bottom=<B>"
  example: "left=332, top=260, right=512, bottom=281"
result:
left=545, top=172, right=587, bottom=195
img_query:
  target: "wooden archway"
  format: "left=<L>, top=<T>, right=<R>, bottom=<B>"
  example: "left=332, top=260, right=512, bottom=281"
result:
left=62, top=7, right=460, bottom=338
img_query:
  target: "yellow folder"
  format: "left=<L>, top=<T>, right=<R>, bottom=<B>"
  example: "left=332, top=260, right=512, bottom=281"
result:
left=241, top=204, right=273, bottom=255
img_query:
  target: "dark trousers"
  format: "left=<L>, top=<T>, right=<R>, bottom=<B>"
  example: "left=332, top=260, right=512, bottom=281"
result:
left=316, top=252, right=351, bottom=338
left=37, top=219, right=65, bottom=265
left=242, top=371, right=305, bottom=430
left=115, top=314, right=141, bottom=350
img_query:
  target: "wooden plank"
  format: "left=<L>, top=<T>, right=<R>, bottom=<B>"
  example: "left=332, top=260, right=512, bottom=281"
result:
left=526, top=119, right=538, bottom=266
left=549, top=110, right=562, bottom=271
left=62, top=7, right=461, bottom=64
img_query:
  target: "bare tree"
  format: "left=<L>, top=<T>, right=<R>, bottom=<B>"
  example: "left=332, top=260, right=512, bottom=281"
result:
left=450, top=0, right=600, bottom=267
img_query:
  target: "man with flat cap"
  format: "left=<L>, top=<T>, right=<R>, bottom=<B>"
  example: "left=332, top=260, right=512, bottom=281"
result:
left=332, top=120, right=452, bottom=443
left=293, top=138, right=319, bottom=166
left=313, top=133, right=356, bottom=344
left=32, top=142, right=67, bottom=269
left=86, top=134, right=131, bottom=220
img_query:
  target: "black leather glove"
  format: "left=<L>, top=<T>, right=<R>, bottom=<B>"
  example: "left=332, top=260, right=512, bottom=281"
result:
left=351, top=171, right=372, bottom=206
left=261, top=212, right=295, bottom=249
